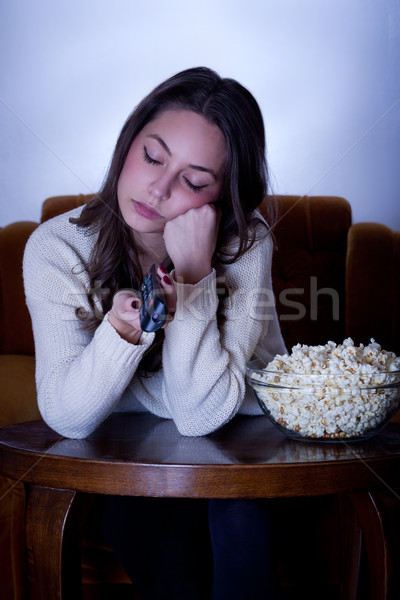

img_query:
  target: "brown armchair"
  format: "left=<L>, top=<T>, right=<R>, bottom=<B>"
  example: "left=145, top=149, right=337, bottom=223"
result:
left=1, top=194, right=399, bottom=599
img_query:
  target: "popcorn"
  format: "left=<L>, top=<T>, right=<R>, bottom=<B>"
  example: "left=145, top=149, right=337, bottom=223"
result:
left=250, top=338, right=400, bottom=440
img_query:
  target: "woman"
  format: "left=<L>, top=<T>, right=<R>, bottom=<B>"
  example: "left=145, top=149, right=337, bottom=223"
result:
left=24, top=67, right=286, bottom=599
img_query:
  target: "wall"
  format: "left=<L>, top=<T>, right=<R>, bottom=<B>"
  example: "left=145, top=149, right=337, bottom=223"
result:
left=1, top=0, right=399, bottom=227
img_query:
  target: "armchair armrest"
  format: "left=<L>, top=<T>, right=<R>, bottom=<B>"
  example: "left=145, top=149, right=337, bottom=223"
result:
left=0, top=221, right=38, bottom=355
left=346, top=222, right=400, bottom=354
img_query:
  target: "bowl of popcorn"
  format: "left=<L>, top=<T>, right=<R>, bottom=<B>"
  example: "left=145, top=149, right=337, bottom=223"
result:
left=246, top=339, right=400, bottom=442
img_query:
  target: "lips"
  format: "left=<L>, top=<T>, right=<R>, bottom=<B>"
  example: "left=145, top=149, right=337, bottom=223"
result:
left=133, top=200, right=163, bottom=221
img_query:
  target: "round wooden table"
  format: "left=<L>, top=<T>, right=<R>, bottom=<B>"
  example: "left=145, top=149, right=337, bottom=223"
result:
left=1, top=413, right=399, bottom=599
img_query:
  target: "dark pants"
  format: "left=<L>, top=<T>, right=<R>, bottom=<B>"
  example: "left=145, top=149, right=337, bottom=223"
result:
left=101, top=496, right=278, bottom=600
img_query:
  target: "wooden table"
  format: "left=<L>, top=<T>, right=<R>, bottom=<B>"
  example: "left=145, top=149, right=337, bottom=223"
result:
left=1, top=413, right=399, bottom=599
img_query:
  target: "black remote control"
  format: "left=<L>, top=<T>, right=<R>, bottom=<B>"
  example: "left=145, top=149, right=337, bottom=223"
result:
left=139, top=264, right=168, bottom=332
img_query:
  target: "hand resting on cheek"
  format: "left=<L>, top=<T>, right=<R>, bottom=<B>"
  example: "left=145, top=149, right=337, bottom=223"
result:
left=163, top=203, right=221, bottom=285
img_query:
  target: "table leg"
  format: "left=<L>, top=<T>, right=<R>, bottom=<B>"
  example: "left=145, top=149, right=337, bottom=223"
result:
left=338, top=493, right=362, bottom=600
left=348, top=489, right=400, bottom=600
left=27, top=485, right=83, bottom=600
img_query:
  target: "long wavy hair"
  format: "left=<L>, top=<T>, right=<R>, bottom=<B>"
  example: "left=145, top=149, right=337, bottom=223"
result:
left=71, top=66, right=272, bottom=373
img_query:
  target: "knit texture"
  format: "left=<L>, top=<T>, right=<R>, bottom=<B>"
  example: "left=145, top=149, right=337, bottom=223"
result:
left=23, top=207, right=286, bottom=438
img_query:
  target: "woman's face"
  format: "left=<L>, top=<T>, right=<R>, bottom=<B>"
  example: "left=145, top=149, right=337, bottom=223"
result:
left=117, top=109, right=226, bottom=234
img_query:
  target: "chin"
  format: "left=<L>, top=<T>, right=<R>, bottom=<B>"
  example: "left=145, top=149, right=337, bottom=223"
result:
left=129, top=217, right=165, bottom=234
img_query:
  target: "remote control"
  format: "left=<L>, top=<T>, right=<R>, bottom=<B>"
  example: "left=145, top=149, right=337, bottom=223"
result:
left=139, top=264, right=168, bottom=332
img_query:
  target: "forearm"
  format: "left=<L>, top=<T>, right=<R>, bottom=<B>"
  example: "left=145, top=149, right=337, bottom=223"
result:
left=34, top=313, right=155, bottom=438
left=160, top=270, right=266, bottom=435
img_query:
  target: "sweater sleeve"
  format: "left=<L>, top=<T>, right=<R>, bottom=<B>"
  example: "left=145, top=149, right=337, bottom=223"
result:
left=130, top=231, right=286, bottom=436
left=23, top=217, right=156, bottom=439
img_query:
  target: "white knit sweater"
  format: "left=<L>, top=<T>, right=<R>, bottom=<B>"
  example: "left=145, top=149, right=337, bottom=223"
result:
left=23, top=207, right=287, bottom=439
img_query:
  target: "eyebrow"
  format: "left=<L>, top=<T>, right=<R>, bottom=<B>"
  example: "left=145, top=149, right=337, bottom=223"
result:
left=148, top=134, right=171, bottom=156
left=146, top=134, right=218, bottom=180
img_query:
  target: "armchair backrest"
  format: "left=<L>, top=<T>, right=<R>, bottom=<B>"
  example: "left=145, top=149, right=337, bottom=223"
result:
left=0, top=194, right=352, bottom=356
left=266, top=195, right=351, bottom=350
left=346, top=222, right=400, bottom=354
left=40, top=193, right=94, bottom=223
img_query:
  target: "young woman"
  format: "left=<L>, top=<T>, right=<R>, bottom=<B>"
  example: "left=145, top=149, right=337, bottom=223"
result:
left=24, top=67, right=286, bottom=599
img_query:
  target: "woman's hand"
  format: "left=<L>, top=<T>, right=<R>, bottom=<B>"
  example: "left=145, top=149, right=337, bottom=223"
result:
left=108, top=289, right=143, bottom=344
left=163, top=203, right=220, bottom=284
left=108, top=267, right=177, bottom=344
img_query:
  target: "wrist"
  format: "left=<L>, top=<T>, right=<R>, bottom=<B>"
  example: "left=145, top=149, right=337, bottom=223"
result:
left=173, top=264, right=212, bottom=285
left=108, top=312, right=142, bottom=344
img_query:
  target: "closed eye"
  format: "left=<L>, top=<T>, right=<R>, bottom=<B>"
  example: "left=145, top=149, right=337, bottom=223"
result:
left=143, top=146, right=207, bottom=193
left=184, top=177, right=207, bottom=194
left=143, top=146, right=161, bottom=165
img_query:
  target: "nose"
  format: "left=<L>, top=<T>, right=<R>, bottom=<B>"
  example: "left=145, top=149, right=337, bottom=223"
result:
left=148, top=173, right=171, bottom=201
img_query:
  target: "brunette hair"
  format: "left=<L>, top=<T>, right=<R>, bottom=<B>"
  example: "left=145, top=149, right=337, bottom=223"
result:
left=72, top=66, right=271, bottom=372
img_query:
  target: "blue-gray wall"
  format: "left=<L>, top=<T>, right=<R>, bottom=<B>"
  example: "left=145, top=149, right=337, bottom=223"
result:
left=1, top=0, right=399, bottom=227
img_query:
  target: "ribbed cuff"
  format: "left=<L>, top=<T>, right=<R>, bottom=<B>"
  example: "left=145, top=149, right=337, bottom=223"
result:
left=171, top=269, right=219, bottom=320
left=95, top=313, right=155, bottom=365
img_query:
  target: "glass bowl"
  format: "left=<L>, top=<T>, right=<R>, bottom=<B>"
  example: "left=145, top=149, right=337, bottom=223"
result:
left=246, top=358, right=400, bottom=442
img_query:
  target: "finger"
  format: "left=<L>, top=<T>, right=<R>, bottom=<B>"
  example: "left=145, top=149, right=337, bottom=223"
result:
left=130, top=296, right=141, bottom=311
left=212, top=202, right=222, bottom=224
left=156, top=267, right=177, bottom=324
left=157, top=264, right=169, bottom=278
left=122, top=291, right=142, bottom=313
left=113, top=290, right=142, bottom=320
left=161, top=276, right=177, bottom=315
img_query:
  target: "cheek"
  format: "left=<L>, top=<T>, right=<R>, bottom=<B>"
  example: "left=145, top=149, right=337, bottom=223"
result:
left=194, top=195, right=216, bottom=210
left=124, top=146, right=141, bottom=171
left=190, top=187, right=222, bottom=210
left=187, top=180, right=223, bottom=209
left=118, top=145, right=146, bottom=192
left=171, top=193, right=212, bottom=216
